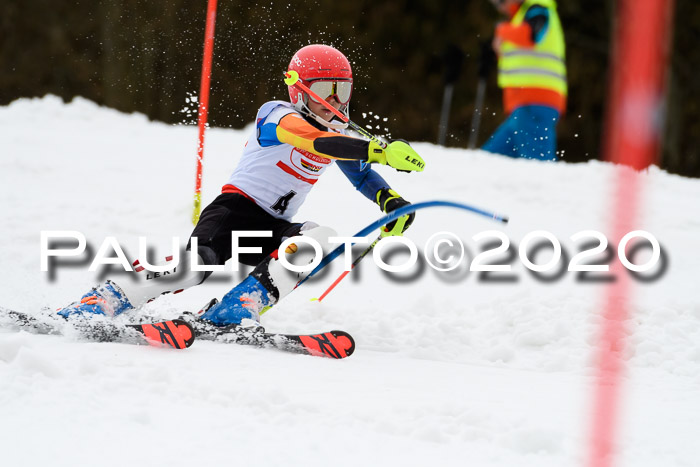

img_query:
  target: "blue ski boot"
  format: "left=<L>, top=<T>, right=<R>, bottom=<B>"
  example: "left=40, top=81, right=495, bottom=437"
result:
left=200, top=275, right=275, bottom=327
left=57, top=280, right=134, bottom=319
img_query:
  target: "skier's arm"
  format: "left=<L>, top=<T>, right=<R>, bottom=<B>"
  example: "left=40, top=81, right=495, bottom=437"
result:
left=495, top=5, right=550, bottom=47
left=275, top=114, right=425, bottom=172
left=336, top=160, right=390, bottom=201
left=337, top=160, right=415, bottom=237
left=276, top=113, right=370, bottom=161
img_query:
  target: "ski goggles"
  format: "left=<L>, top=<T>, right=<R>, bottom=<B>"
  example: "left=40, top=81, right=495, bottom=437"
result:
left=306, top=79, right=353, bottom=105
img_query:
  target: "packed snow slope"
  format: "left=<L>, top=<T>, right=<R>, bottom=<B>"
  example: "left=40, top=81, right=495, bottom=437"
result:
left=1, top=96, right=699, bottom=467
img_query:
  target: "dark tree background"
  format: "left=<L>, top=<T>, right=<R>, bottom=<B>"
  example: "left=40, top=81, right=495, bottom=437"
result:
left=1, top=0, right=697, bottom=177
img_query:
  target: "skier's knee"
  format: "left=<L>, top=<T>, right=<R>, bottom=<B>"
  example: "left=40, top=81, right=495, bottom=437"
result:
left=293, top=222, right=337, bottom=253
left=252, top=223, right=337, bottom=301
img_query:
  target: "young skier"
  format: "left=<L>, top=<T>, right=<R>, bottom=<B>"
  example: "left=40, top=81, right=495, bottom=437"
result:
left=57, top=44, right=425, bottom=329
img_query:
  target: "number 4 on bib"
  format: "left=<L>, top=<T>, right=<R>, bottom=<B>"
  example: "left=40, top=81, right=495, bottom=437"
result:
left=271, top=190, right=297, bottom=215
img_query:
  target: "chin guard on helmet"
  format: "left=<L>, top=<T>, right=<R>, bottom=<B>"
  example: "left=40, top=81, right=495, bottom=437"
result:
left=295, top=99, right=349, bottom=130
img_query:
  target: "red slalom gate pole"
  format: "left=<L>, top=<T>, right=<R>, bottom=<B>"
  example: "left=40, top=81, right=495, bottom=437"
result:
left=314, top=236, right=382, bottom=303
left=587, top=1, right=675, bottom=467
left=192, top=0, right=218, bottom=225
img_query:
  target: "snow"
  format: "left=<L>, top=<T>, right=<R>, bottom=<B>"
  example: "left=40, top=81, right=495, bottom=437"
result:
left=1, top=95, right=699, bottom=466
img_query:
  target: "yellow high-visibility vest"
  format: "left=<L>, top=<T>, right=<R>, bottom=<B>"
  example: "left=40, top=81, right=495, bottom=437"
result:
left=498, top=0, right=567, bottom=96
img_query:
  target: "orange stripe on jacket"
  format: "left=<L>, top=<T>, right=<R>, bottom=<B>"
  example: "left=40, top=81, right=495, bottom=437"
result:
left=221, top=184, right=256, bottom=201
left=275, top=114, right=358, bottom=160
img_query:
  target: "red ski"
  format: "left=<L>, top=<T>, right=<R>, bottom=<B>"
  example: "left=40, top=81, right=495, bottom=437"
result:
left=0, top=307, right=195, bottom=350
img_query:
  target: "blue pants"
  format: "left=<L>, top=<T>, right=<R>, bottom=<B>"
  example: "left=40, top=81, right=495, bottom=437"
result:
left=482, top=105, right=560, bottom=161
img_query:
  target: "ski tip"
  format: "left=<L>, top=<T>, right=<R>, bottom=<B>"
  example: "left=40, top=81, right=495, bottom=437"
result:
left=299, top=330, right=355, bottom=359
left=140, top=319, right=196, bottom=349
left=330, top=330, right=355, bottom=358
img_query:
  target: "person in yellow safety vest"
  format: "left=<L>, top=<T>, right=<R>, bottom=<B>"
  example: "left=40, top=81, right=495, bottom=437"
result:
left=482, top=0, right=567, bottom=161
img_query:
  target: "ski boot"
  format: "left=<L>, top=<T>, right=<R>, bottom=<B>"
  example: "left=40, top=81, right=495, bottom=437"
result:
left=57, top=280, right=134, bottom=319
left=199, top=275, right=274, bottom=329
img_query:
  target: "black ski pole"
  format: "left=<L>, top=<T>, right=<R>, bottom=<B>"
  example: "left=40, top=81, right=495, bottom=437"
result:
left=438, top=44, right=465, bottom=146
left=468, top=40, right=496, bottom=149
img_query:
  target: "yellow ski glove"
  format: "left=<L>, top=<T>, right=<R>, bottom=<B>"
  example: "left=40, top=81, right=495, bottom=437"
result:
left=376, top=188, right=415, bottom=237
left=367, top=140, right=425, bottom=172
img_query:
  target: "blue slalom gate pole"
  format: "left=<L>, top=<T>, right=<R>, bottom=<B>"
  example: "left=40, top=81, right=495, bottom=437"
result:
left=296, top=200, right=509, bottom=288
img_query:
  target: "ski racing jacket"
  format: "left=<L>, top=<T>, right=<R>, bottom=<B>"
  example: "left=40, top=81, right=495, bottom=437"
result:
left=224, top=101, right=391, bottom=220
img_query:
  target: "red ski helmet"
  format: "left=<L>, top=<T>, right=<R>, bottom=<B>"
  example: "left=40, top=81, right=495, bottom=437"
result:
left=287, top=45, right=353, bottom=119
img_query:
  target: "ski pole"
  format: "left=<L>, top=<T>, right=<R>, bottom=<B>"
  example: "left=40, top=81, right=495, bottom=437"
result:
left=438, top=44, right=464, bottom=146
left=468, top=40, right=495, bottom=149
left=468, top=78, right=486, bottom=149
left=283, top=71, right=388, bottom=149
left=313, top=235, right=382, bottom=303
